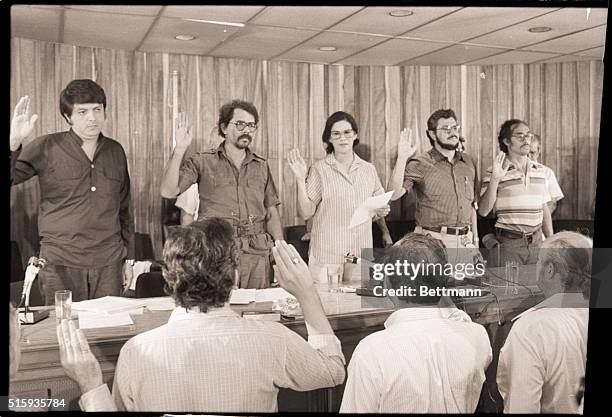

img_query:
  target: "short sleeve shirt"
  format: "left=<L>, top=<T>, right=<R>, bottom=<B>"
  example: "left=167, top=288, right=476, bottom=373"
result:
left=177, top=142, right=280, bottom=224
left=480, top=159, right=552, bottom=233
left=402, top=148, right=478, bottom=228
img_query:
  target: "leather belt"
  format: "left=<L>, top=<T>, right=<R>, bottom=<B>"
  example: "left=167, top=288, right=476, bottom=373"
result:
left=496, top=227, right=540, bottom=243
left=422, top=225, right=470, bottom=236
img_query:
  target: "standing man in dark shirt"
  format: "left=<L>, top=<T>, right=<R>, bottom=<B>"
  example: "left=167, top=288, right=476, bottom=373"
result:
left=387, top=109, right=480, bottom=266
left=160, top=100, right=283, bottom=289
left=10, top=80, right=132, bottom=304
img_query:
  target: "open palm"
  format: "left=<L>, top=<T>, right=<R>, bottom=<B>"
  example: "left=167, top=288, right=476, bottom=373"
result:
left=287, top=148, right=308, bottom=181
left=10, top=96, right=39, bottom=150
left=397, top=127, right=417, bottom=159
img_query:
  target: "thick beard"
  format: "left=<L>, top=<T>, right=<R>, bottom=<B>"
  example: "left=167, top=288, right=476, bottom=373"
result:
left=436, top=136, right=459, bottom=151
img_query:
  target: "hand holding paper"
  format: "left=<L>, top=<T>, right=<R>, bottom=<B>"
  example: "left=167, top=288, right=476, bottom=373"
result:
left=349, top=191, right=394, bottom=228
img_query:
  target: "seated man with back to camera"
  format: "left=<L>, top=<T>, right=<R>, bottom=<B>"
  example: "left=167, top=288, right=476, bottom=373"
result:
left=497, top=231, right=591, bottom=413
left=50, top=218, right=345, bottom=412
left=340, top=233, right=492, bottom=413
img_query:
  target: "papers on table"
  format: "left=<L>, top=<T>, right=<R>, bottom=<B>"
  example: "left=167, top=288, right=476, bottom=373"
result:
left=72, top=296, right=148, bottom=314
left=142, top=296, right=176, bottom=311
left=349, top=191, right=394, bottom=229
left=78, top=311, right=134, bottom=330
left=229, top=287, right=294, bottom=305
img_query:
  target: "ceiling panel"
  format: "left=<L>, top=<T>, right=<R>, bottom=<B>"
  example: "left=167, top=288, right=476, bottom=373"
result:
left=330, top=6, right=460, bottom=37
left=339, top=38, right=451, bottom=66
left=528, top=25, right=607, bottom=53
left=65, top=5, right=162, bottom=16
left=536, top=53, right=603, bottom=64
left=277, top=31, right=384, bottom=64
left=209, top=25, right=318, bottom=60
left=11, top=5, right=62, bottom=43
left=140, top=17, right=241, bottom=55
left=470, top=7, right=607, bottom=49
left=251, top=6, right=363, bottom=30
left=576, top=46, right=605, bottom=58
left=467, top=50, right=561, bottom=65
left=406, top=7, right=553, bottom=43
left=162, top=5, right=265, bottom=22
left=64, top=9, right=155, bottom=51
left=402, top=44, right=509, bottom=66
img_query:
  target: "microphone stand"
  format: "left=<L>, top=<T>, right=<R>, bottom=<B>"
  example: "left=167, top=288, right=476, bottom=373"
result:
left=18, top=257, right=49, bottom=324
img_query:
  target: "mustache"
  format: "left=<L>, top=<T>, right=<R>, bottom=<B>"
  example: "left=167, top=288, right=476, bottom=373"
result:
left=238, top=134, right=252, bottom=141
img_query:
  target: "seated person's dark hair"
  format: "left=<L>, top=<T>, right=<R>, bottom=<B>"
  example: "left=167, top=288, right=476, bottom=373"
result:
left=376, top=233, right=449, bottom=304
left=162, top=218, right=238, bottom=313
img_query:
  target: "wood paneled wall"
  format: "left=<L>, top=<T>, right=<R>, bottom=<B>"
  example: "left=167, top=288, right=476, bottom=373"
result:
left=10, top=38, right=603, bottom=261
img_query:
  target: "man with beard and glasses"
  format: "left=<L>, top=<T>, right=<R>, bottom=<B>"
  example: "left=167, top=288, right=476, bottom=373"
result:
left=161, top=100, right=283, bottom=289
left=479, top=119, right=554, bottom=265
left=387, top=109, right=480, bottom=259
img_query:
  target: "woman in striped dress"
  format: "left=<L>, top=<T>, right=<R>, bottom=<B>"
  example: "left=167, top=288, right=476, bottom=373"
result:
left=287, top=111, right=390, bottom=284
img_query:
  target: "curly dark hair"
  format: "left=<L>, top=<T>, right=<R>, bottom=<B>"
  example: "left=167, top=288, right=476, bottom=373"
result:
left=217, top=99, right=259, bottom=138
left=59, top=79, right=106, bottom=123
left=497, top=119, right=526, bottom=154
left=321, top=111, right=360, bottom=154
left=162, top=218, right=238, bottom=312
left=426, top=109, right=457, bottom=146
left=377, top=232, right=449, bottom=304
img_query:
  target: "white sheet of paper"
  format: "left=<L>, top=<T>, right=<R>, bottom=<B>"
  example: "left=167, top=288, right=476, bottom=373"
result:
left=143, top=297, right=176, bottom=311
left=72, top=296, right=148, bottom=314
left=78, top=311, right=134, bottom=329
left=229, top=289, right=257, bottom=304
left=254, top=287, right=294, bottom=303
left=349, top=191, right=394, bottom=229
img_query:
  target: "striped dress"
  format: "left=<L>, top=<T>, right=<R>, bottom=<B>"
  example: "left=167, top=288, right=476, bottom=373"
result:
left=306, top=153, right=384, bottom=265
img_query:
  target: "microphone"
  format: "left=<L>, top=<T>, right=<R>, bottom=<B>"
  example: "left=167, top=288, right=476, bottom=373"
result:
left=20, top=257, right=47, bottom=312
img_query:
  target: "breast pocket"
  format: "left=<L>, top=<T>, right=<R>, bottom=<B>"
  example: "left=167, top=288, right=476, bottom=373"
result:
left=247, top=171, right=266, bottom=192
left=49, top=164, right=85, bottom=181
left=98, top=167, right=122, bottom=195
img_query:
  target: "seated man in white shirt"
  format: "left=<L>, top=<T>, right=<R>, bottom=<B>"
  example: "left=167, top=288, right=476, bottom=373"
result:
left=497, top=231, right=591, bottom=413
left=70, top=217, right=344, bottom=412
left=340, top=233, right=492, bottom=413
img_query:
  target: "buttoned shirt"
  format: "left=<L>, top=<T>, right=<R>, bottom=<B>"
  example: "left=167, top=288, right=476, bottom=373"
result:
left=403, top=148, right=478, bottom=228
left=306, top=153, right=384, bottom=265
left=178, top=142, right=280, bottom=226
left=481, top=158, right=551, bottom=233
left=112, top=304, right=345, bottom=412
left=340, top=307, right=492, bottom=413
left=497, top=293, right=588, bottom=413
left=10, top=129, right=132, bottom=268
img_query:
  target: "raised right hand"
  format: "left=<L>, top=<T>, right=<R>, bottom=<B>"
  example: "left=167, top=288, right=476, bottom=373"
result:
left=491, top=152, right=509, bottom=181
left=175, top=112, right=193, bottom=150
left=397, top=127, right=417, bottom=160
left=10, top=96, right=39, bottom=151
left=272, top=240, right=315, bottom=299
left=287, top=148, right=308, bottom=181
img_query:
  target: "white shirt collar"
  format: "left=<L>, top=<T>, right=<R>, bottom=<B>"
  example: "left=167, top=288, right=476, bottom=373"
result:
left=384, top=305, right=472, bottom=328
left=168, top=303, right=239, bottom=323
left=512, top=292, right=588, bottom=322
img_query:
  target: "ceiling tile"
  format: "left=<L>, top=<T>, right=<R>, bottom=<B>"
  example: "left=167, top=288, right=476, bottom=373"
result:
left=466, top=50, right=560, bottom=65
left=64, top=9, right=155, bottom=51
left=536, top=54, right=603, bottom=64
left=209, top=25, right=317, bottom=60
left=576, top=46, right=605, bottom=58
left=339, top=38, right=451, bottom=66
left=162, top=5, right=265, bottom=22
left=64, top=5, right=162, bottom=16
left=277, top=31, right=384, bottom=64
left=251, top=6, right=363, bottom=30
left=140, top=17, right=242, bottom=55
left=402, top=44, right=509, bottom=66
left=406, top=7, right=553, bottom=43
left=329, top=6, right=460, bottom=36
left=470, top=7, right=608, bottom=49
left=11, top=5, right=62, bottom=42
left=528, top=25, right=607, bottom=54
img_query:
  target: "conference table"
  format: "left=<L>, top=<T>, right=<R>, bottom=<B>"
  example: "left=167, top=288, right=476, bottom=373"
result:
left=11, top=266, right=543, bottom=412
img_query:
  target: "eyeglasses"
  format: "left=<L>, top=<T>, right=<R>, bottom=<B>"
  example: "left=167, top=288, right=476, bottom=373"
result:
left=436, top=125, right=461, bottom=134
left=512, top=132, right=534, bottom=142
left=229, top=121, right=258, bottom=131
left=330, top=129, right=356, bottom=140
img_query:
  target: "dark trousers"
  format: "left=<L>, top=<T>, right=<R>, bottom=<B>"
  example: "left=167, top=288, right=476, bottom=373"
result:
left=38, top=261, right=123, bottom=305
left=496, top=229, right=543, bottom=266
